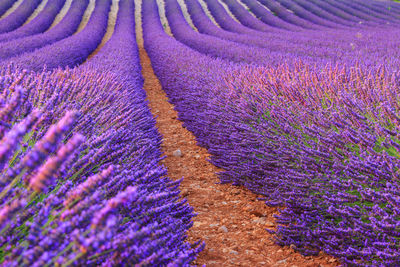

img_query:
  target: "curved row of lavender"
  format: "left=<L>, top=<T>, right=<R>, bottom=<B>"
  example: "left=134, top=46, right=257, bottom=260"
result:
left=144, top=0, right=400, bottom=265
left=239, top=0, right=304, bottom=31
left=0, top=0, right=89, bottom=62
left=164, top=0, right=313, bottom=66
left=0, top=0, right=66, bottom=43
left=242, top=0, right=322, bottom=29
left=0, top=0, right=16, bottom=18
left=3, top=0, right=111, bottom=72
left=0, top=0, right=42, bottom=34
left=285, top=0, right=356, bottom=26
left=169, top=0, right=400, bottom=70
left=183, top=0, right=361, bottom=66
left=0, top=0, right=202, bottom=265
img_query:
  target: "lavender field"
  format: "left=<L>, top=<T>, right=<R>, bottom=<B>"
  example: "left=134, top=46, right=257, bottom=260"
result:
left=0, top=0, right=399, bottom=266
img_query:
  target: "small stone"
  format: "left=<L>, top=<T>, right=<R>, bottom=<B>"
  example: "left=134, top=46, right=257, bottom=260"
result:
left=173, top=149, right=182, bottom=157
left=329, top=259, right=336, bottom=263
left=276, top=259, right=287, bottom=264
left=219, top=225, right=228, bottom=233
left=252, top=217, right=267, bottom=224
left=222, top=248, right=228, bottom=253
left=194, top=154, right=200, bottom=159
left=245, top=250, right=253, bottom=255
left=193, top=222, right=202, bottom=227
left=230, top=250, right=239, bottom=255
left=209, top=223, right=219, bottom=227
left=265, top=221, right=275, bottom=227
left=250, top=210, right=264, bottom=217
left=180, top=189, right=189, bottom=197
left=277, top=249, right=283, bottom=253
left=222, top=201, right=227, bottom=205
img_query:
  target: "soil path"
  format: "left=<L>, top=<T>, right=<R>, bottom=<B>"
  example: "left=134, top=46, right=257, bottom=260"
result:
left=139, top=46, right=338, bottom=267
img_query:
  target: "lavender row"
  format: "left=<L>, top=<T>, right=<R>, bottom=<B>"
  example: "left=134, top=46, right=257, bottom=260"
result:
left=5, top=0, right=110, bottom=72
left=0, top=0, right=65, bottom=43
left=273, top=0, right=347, bottom=28
left=305, top=0, right=368, bottom=23
left=0, top=0, right=41, bottom=34
left=179, top=0, right=400, bottom=70
left=165, top=0, right=312, bottom=66
left=253, top=0, right=321, bottom=29
left=0, top=0, right=89, bottom=63
left=221, top=0, right=285, bottom=32
left=239, top=0, right=302, bottom=31
left=203, top=0, right=259, bottom=34
left=334, top=0, right=399, bottom=23
left=288, top=0, right=356, bottom=26
left=184, top=0, right=357, bottom=65
left=222, top=66, right=400, bottom=265
left=83, top=0, right=203, bottom=261
left=317, top=0, right=385, bottom=23
left=0, top=0, right=15, bottom=18
left=82, top=0, right=144, bottom=99
left=0, top=0, right=202, bottom=265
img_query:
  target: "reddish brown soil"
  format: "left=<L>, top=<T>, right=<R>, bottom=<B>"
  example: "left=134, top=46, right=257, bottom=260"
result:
left=139, top=47, right=339, bottom=267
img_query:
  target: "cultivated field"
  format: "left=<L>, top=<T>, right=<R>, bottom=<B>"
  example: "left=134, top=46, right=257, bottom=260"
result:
left=0, top=0, right=399, bottom=266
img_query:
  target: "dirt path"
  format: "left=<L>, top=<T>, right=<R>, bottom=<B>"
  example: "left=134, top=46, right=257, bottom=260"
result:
left=139, top=47, right=338, bottom=267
